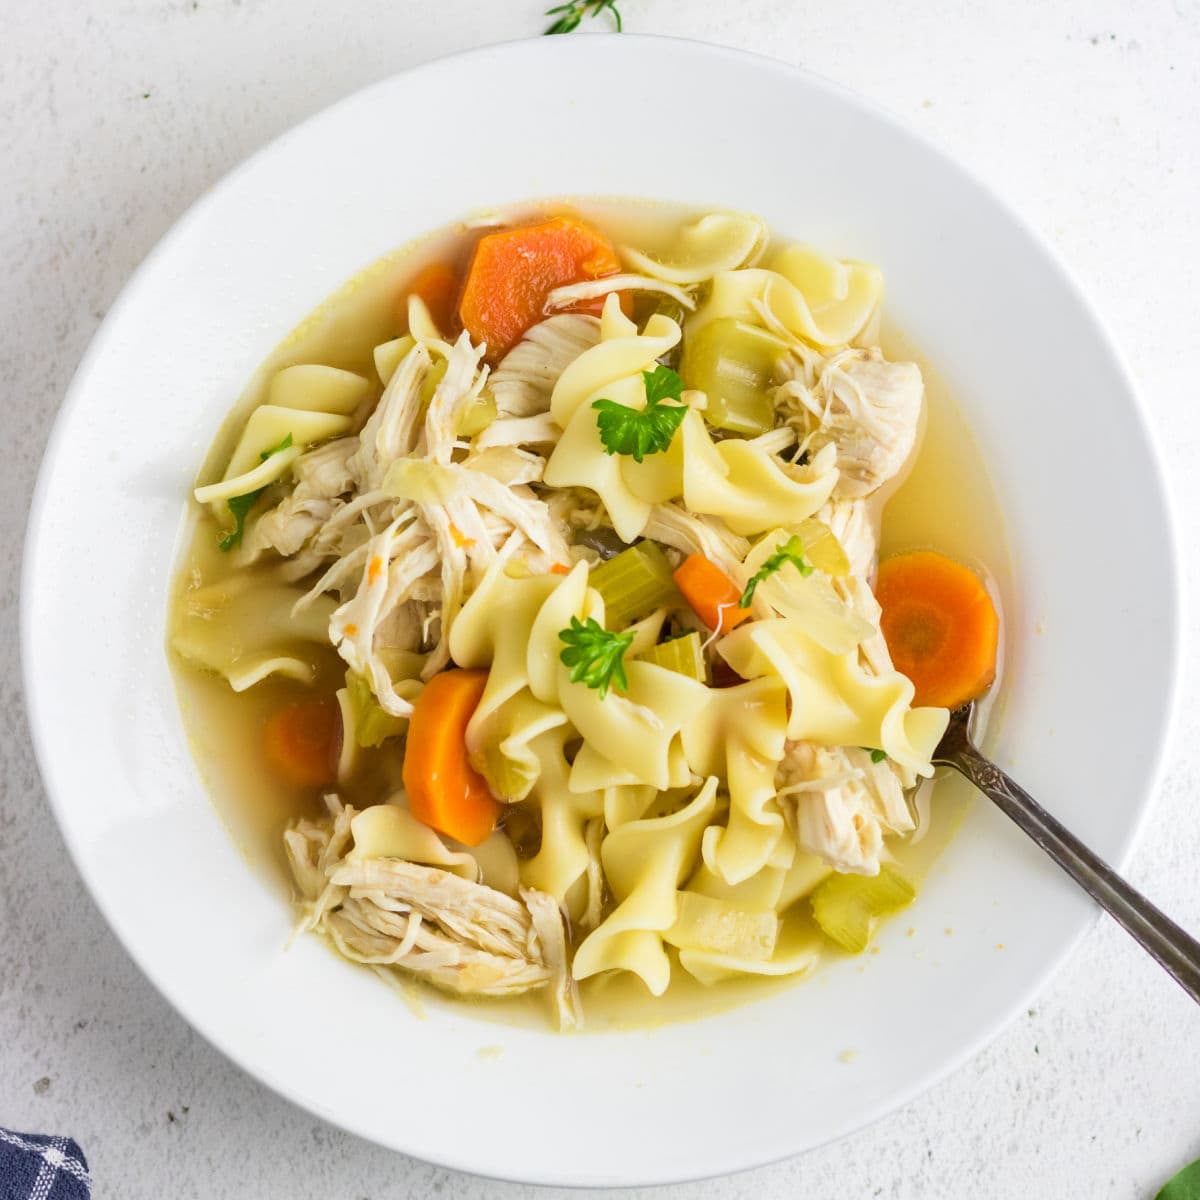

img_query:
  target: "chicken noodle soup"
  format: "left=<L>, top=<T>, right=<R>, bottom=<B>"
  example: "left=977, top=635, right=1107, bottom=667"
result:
left=170, top=202, right=1006, bottom=1031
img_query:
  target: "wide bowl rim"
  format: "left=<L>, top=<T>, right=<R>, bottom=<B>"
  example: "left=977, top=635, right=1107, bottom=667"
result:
left=20, top=33, right=1183, bottom=1187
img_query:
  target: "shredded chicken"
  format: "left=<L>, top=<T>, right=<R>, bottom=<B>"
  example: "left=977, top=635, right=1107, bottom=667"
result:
left=776, top=346, right=922, bottom=499
left=521, top=886, right=582, bottom=1031
left=818, top=497, right=878, bottom=580
left=294, top=436, right=359, bottom=498
left=240, top=323, right=585, bottom=708
left=253, top=495, right=336, bottom=558
left=644, top=503, right=750, bottom=580
left=287, top=803, right=578, bottom=1025
left=775, top=743, right=914, bottom=875
left=473, top=413, right=560, bottom=449
left=545, top=273, right=695, bottom=314
left=489, top=314, right=600, bottom=417
left=422, top=331, right=489, bottom=464
left=349, top=341, right=431, bottom=490
left=251, top=437, right=358, bottom=559
left=834, top=573, right=907, bottom=685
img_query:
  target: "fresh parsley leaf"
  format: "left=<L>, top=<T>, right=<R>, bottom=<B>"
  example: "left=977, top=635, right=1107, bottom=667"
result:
left=260, top=433, right=294, bottom=458
left=544, top=0, right=622, bottom=35
left=865, top=748, right=888, bottom=764
left=592, top=366, right=687, bottom=463
left=217, top=433, right=295, bottom=552
left=218, top=490, right=264, bottom=551
left=558, top=616, right=634, bottom=700
left=1156, top=1156, right=1200, bottom=1200
left=642, top=363, right=684, bottom=406
left=739, top=534, right=813, bottom=607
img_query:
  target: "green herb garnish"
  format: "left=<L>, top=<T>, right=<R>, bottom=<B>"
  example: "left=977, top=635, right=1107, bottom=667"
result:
left=1155, top=1156, right=1200, bottom=1200
left=544, top=0, right=622, bottom=34
left=738, top=534, right=813, bottom=608
left=217, top=433, right=294, bottom=552
left=864, top=748, right=888, bottom=764
left=558, top=616, right=634, bottom=699
left=592, top=366, right=687, bottom=463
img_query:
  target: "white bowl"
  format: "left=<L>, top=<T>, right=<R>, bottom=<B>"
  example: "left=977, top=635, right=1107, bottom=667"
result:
left=21, top=35, right=1179, bottom=1186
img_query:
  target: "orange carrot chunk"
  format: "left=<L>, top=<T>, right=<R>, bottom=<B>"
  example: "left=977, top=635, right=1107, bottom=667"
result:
left=874, top=550, right=999, bottom=709
left=400, top=260, right=460, bottom=334
left=457, top=216, right=625, bottom=360
left=264, top=698, right=342, bottom=789
left=673, top=554, right=753, bottom=636
left=402, top=668, right=500, bottom=847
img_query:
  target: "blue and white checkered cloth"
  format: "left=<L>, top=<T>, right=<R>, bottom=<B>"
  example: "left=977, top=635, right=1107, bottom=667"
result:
left=0, top=1127, right=90, bottom=1200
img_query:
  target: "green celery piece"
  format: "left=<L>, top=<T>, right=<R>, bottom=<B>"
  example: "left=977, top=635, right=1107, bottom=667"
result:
left=475, top=741, right=539, bottom=803
left=638, top=632, right=706, bottom=682
left=588, top=540, right=677, bottom=628
left=810, top=865, right=915, bottom=953
left=346, top=671, right=406, bottom=748
left=680, top=317, right=780, bottom=435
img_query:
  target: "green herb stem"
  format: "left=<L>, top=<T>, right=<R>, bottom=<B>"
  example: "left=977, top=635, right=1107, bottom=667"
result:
left=217, top=432, right=294, bottom=552
left=544, top=0, right=623, bottom=34
left=739, top=534, right=813, bottom=607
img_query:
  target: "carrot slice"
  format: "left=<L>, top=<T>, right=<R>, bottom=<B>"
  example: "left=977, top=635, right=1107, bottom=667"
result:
left=673, top=554, right=752, bottom=636
left=400, top=261, right=460, bottom=334
left=264, top=698, right=341, bottom=789
left=457, top=216, right=625, bottom=360
left=874, top=551, right=999, bottom=709
left=402, top=668, right=500, bottom=847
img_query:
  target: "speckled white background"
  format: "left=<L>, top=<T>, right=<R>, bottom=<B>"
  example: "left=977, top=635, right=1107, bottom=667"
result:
left=3, top=1, right=1199, bottom=1196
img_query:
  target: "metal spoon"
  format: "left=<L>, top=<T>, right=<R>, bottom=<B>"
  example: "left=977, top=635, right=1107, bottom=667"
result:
left=933, top=702, right=1200, bottom=1003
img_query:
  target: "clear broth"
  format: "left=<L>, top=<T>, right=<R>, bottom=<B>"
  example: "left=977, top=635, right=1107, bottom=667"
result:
left=169, top=199, right=1013, bottom=1032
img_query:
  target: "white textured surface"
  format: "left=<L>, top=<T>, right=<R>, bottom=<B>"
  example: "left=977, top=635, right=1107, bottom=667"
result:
left=2, top=1, right=1199, bottom=1196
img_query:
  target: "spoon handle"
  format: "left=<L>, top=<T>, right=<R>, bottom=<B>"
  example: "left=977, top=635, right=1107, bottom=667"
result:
left=941, top=740, right=1200, bottom=1004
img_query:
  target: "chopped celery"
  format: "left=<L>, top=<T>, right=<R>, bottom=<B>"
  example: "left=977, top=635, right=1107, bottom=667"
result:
left=345, top=671, right=407, bottom=748
left=476, top=741, right=539, bottom=803
left=810, top=865, right=915, bottom=953
left=679, top=317, right=784, bottom=435
left=458, top=391, right=497, bottom=437
left=638, top=631, right=707, bottom=682
left=588, top=540, right=677, bottom=627
left=666, top=891, right=779, bottom=960
left=793, top=517, right=851, bottom=578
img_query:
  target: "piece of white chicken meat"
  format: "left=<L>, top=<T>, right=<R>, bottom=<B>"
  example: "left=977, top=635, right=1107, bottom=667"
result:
left=775, top=743, right=915, bottom=876
left=285, top=804, right=581, bottom=1030
left=489, top=314, right=601, bottom=418
left=778, top=346, right=923, bottom=500
left=816, top=497, right=878, bottom=581
left=250, top=436, right=359, bottom=561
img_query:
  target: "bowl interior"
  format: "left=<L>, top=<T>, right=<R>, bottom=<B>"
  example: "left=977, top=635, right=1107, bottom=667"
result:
left=21, top=35, right=1178, bottom=1187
